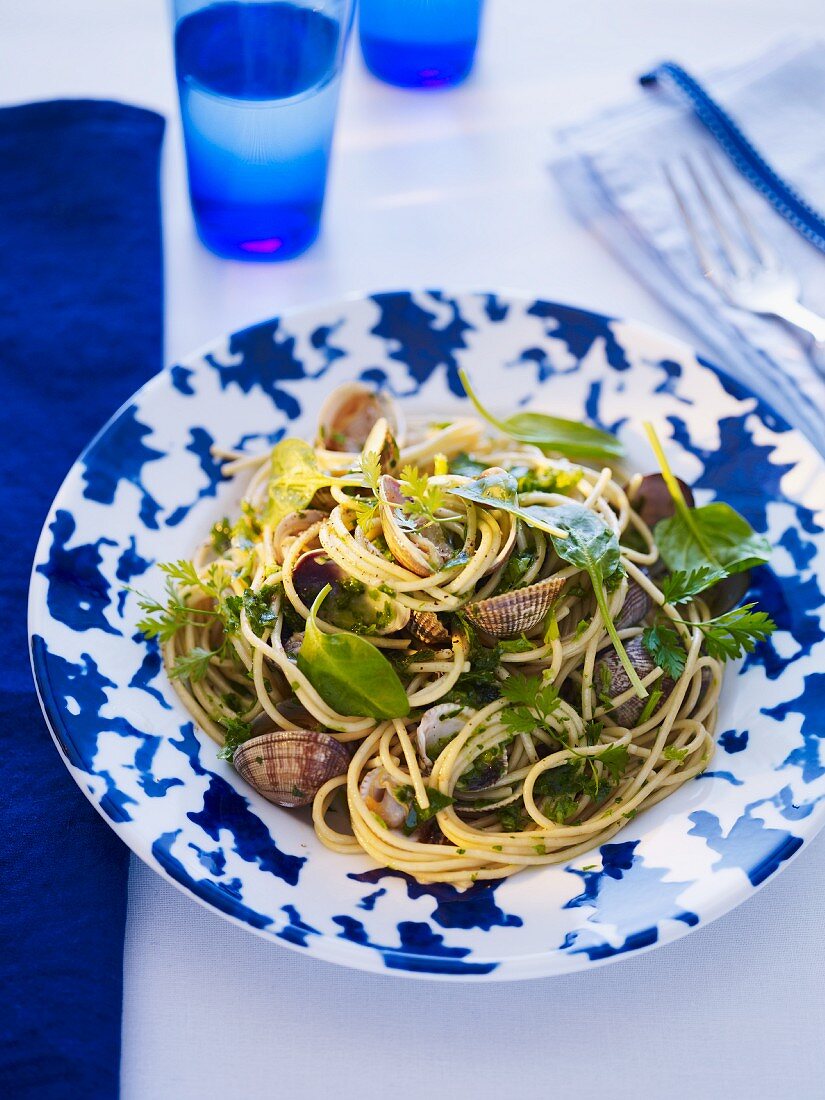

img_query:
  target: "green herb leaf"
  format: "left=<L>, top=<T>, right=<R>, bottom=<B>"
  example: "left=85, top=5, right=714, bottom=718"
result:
left=296, top=586, right=411, bottom=719
left=459, top=368, right=625, bottom=462
left=596, top=743, right=629, bottom=784
left=242, top=584, right=279, bottom=637
left=448, top=453, right=488, bottom=477
left=216, top=715, right=254, bottom=760
left=169, top=646, right=219, bottom=683
left=656, top=503, right=771, bottom=578
left=644, top=423, right=770, bottom=581
left=540, top=503, right=646, bottom=699
left=395, top=785, right=454, bottom=835
left=642, top=622, right=687, bottom=679
left=400, top=464, right=446, bottom=522
left=663, top=745, right=689, bottom=763
left=680, top=603, right=777, bottom=661
left=661, top=566, right=727, bottom=605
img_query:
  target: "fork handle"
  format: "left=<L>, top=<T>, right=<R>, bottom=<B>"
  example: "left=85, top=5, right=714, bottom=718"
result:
left=771, top=301, right=825, bottom=345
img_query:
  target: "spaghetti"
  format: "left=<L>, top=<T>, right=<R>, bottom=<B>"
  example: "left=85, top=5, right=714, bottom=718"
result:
left=142, top=381, right=773, bottom=885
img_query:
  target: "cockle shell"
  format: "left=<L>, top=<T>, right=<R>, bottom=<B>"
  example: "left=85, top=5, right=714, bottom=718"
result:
left=377, top=475, right=453, bottom=577
left=464, top=575, right=565, bottom=638
left=408, top=610, right=450, bottom=646
left=593, top=636, right=675, bottom=728
left=233, top=730, right=350, bottom=808
left=316, top=382, right=404, bottom=452
left=273, top=509, right=326, bottom=564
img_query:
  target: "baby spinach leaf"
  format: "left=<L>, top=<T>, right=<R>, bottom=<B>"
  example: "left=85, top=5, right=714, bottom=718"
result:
left=656, top=503, right=771, bottom=578
left=449, top=472, right=567, bottom=537
left=644, top=423, right=770, bottom=588
left=459, top=368, right=624, bottom=462
left=296, top=586, right=410, bottom=719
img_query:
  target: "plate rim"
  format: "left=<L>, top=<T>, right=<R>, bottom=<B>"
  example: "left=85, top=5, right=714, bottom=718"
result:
left=28, top=288, right=825, bottom=980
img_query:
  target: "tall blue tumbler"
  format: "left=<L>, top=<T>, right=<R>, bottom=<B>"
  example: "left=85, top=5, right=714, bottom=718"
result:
left=173, top=0, right=354, bottom=261
left=359, top=0, right=484, bottom=89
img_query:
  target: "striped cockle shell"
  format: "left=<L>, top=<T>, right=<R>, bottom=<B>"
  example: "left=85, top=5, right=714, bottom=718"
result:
left=408, top=610, right=450, bottom=645
left=463, top=575, right=565, bottom=638
left=233, top=730, right=350, bottom=808
left=377, top=475, right=453, bottom=577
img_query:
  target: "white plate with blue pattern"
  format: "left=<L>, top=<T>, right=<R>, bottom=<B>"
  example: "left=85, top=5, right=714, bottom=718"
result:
left=29, top=290, right=825, bottom=980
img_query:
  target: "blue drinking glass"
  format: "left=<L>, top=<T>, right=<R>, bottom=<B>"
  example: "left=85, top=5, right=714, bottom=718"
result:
left=173, top=0, right=354, bottom=261
left=359, top=0, right=484, bottom=89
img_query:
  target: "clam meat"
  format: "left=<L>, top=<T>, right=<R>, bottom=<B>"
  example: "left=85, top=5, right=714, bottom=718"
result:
left=378, top=475, right=454, bottom=577
left=316, top=382, right=403, bottom=453
left=292, top=548, right=410, bottom=634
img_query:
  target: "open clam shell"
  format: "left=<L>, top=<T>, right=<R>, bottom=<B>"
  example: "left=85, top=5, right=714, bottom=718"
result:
left=362, top=416, right=401, bottom=477
left=233, top=730, right=350, bottom=808
left=316, top=382, right=404, bottom=453
left=292, top=548, right=410, bottom=634
left=377, top=474, right=453, bottom=577
left=464, top=575, right=565, bottom=638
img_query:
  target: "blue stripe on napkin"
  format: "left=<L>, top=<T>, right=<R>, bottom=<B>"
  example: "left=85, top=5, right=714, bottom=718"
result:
left=641, top=61, right=825, bottom=254
left=0, top=100, right=164, bottom=1099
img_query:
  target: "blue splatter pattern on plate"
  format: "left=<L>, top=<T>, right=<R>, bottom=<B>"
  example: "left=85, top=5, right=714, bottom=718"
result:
left=28, top=291, right=825, bottom=980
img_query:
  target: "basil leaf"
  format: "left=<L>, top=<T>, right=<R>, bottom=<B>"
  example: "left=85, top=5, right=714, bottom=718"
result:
left=459, top=368, right=624, bottom=462
left=296, top=585, right=410, bottom=720
left=656, top=503, right=771, bottom=578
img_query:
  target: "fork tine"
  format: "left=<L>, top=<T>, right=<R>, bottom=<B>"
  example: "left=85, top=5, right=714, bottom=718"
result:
left=701, top=148, right=777, bottom=267
left=681, top=154, right=753, bottom=279
left=662, top=160, right=716, bottom=280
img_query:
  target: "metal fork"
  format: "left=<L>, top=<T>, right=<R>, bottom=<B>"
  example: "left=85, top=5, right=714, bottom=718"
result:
left=664, top=150, right=825, bottom=346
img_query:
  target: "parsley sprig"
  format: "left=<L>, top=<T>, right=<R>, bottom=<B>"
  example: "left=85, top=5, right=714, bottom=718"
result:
left=400, top=464, right=446, bottom=523
left=643, top=602, right=776, bottom=673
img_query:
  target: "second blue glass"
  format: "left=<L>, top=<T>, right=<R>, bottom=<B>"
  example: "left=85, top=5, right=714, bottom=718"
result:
left=174, top=0, right=354, bottom=261
left=359, top=0, right=484, bottom=89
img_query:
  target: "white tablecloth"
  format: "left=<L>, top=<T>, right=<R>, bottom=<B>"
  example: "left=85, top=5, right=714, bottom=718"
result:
left=6, top=1, right=825, bottom=1095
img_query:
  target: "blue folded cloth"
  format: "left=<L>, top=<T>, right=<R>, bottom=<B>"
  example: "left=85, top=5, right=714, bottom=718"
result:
left=0, top=100, right=164, bottom=1099
left=553, top=39, right=825, bottom=449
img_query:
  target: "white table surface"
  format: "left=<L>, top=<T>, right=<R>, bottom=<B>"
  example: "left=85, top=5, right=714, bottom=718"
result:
left=7, top=1, right=825, bottom=1096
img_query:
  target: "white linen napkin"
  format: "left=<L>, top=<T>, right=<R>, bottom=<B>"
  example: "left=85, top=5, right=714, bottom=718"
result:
left=553, top=38, right=825, bottom=449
